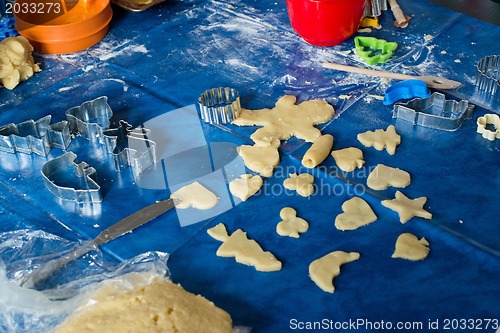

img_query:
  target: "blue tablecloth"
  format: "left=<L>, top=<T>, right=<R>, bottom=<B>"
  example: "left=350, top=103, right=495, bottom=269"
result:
left=1, top=1, right=499, bottom=332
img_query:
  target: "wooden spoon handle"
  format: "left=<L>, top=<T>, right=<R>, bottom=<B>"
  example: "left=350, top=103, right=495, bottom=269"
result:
left=322, top=62, right=418, bottom=81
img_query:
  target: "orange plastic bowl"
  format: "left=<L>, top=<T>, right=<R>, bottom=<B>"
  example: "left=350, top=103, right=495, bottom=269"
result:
left=14, top=0, right=112, bottom=54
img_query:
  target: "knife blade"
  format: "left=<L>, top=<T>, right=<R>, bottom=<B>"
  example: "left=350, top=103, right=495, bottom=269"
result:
left=20, top=198, right=174, bottom=288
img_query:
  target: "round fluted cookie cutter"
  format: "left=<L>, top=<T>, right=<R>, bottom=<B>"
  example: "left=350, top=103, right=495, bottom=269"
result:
left=475, top=55, right=499, bottom=100
left=198, top=87, right=241, bottom=124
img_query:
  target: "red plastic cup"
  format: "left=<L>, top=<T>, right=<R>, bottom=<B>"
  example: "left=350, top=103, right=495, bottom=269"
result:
left=286, top=0, right=366, bottom=46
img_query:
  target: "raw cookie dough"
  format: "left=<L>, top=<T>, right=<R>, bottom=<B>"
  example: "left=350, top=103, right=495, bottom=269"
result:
left=233, top=95, right=335, bottom=147
left=276, top=207, right=309, bottom=238
left=170, top=181, right=219, bottom=210
left=229, top=174, right=263, bottom=202
left=302, top=134, right=334, bottom=168
left=331, top=147, right=365, bottom=172
left=334, top=197, right=377, bottom=231
left=357, top=125, right=401, bottom=155
left=309, top=251, right=360, bottom=293
left=208, top=223, right=282, bottom=272
left=367, top=164, right=411, bottom=190
left=0, top=36, right=41, bottom=90
left=283, top=173, right=314, bottom=197
left=392, top=233, right=430, bottom=261
left=54, top=274, right=233, bottom=333
left=381, top=191, right=432, bottom=223
left=237, top=145, right=279, bottom=177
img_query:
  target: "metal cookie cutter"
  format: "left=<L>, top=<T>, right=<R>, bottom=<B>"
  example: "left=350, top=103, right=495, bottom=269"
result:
left=475, top=55, right=499, bottom=100
left=103, top=120, right=157, bottom=177
left=476, top=114, right=500, bottom=141
left=111, top=0, right=166, bottom=12
left=198, top=87, right=241, bottom=124
left=65, top=96, right=113, bottom=142
left=0, top=115, right=71, bottom=156
left=41, top=152, right=102, bottom=203
left=393, top=92, right=475, bottom=131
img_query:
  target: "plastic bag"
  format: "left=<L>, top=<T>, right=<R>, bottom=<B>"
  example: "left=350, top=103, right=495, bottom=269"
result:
left=0, top=229, right=169, bottom=333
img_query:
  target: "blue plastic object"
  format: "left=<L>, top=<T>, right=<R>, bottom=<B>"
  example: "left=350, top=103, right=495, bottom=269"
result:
left=383, top=79, right=431, bottom=105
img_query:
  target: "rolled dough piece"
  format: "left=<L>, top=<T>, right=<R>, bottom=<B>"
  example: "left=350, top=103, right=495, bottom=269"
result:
left=367, top=164, right=411, bottom=190
left=237, top=145, right=279, bottom=177
left=170, top=181, right=219, bottom=210
left=334, top=197, right=377, bottom=231
left=233, top=95, right=335, bottom=147
left=309, top=251, right=360, bottom=293
left=229, top=174, right=263, bottom=202
left=54, top=274, right=233, bottom=333
left=283, top=173, right=314, bottom=197
left=392, top=233, right=430, bottom=261
left=0, top=36, right=41, bottom=90
left=357, top=125, right=401, bottom=155
left=381, top=191, right=432, bottom=223
left=302, top=134, right=334, bottom=168
left=207, top=223, right=282, bottom=272
left=331, top=147, right=365, bottom=172
left=276, top=207, right=309, bottom=238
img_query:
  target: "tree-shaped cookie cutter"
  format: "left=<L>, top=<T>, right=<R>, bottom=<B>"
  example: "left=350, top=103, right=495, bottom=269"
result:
left=354, top=36, right=398, bottom=65
left=0, top=115, right=71, bottom=156
left=392, top=92, right=475, bottom=131
left=475, top=55, right=499, bottom=101
left=41, top=151, right=102, bottom=203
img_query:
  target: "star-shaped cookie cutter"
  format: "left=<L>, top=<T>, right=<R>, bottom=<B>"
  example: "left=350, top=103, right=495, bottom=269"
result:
left=103, top=120, right=157, bottom=177
left=41, top=151, right=102, bottom=203
left=392, top=92, right=475, bottom=131
left=354, top=36, right=398, bottom=65
left=65, top=96, right=113, bottom=142
left=0, top=115, right=71, bottom=156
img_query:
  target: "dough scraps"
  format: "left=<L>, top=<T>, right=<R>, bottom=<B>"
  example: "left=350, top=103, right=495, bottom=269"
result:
left=367, top=164, right=411, bottom=190
left=331, top=147, right=365, bottom=172
left=334, top=197, right=377, bottom=231
left=283, top=173, right=315, bottom=197
left=232, top=95, right=335, bottom=147
left=392, top=233, right=430, bottom=261
left=54, top=273, right=233, bottom=333
left=309, top=251, right=360, bottom=293
left=170, top=181, right=219, bottom=210
left=207, top=223, right=282, bottom=272
left=237, top=145, right=279, bottom=177
left=381, top=191, right=432, bottom=223
left=302, top=134, right=334, bottom=168
left=276, top=207, right=309, bottom=238
left=229, top=174, right=263, bottom=202
left=0, top=36, right=41, bottom=90
left=357, top=125, right=401, bottom=155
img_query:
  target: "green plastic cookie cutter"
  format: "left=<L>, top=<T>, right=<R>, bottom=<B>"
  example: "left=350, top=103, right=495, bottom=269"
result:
left=354, top=36, right=398, bottom=65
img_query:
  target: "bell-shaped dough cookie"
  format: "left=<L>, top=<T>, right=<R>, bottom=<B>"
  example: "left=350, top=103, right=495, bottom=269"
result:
left=367, top=164, right=411, bottom=190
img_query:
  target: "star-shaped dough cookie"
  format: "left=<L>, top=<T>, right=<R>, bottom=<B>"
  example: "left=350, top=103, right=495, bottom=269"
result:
left=233, top=95, right=335, bottom=147
left=381, top=191, right=432, bottom=223
left=357, top=125, right=401, bottom=155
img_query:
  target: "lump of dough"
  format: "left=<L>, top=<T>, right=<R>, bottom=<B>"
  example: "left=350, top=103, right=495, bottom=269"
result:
left=331, top=147, right=365, bottom=172
left=233, top=95, right=335, bottom=147
left=54, top=273, right=233, bottom=333
left=367, top=164, right=411, bottom=190
left=208, top=223, right=282, bottom=272
left=381, top=191, right=432, bottom=223
left=229, top=174, right=263, bottom=202
left=283, top=173, right=314, bottom=197
left=334, top=197, right=377, bottom=231
left=276, top=207, right=309, bottom=238
left=357, top=125, right=401, bottom=155
left=309, top=251, right=360, bottom=293
left=170, top=181, right=219, bottom=210
left=237, top=145, right=279, bottom=177
left=0, top=36, right=41, bottom=90
left=302, top=134, right=334, bottom=168
left=392, top=233, right=430, bottom=261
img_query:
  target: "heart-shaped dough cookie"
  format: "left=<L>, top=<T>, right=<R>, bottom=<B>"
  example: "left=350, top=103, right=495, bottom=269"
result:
left=335, top=197, right=377, bottom=231
left=229, top=174, right=263, bottom=202
left=170, top=181, right=218, bottom=210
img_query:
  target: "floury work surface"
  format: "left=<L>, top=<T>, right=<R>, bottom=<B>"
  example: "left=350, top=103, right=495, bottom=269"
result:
left=0, top=1, right=499, bottom=332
